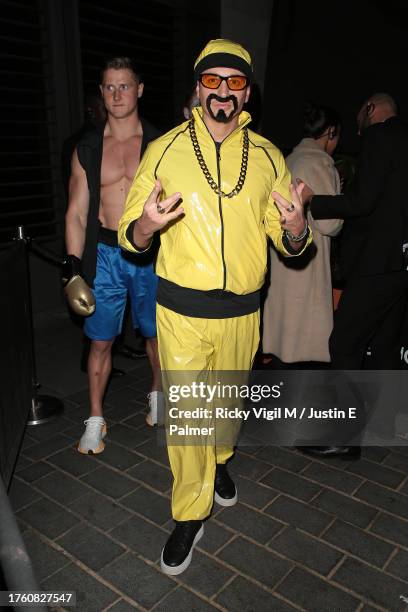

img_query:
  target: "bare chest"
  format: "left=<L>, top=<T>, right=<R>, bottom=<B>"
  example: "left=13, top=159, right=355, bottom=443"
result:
left=101, top=136, right=142, bottom=187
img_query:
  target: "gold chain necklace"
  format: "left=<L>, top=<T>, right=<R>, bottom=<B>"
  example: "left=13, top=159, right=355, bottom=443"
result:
left=188, top=118, right=249, bottom=199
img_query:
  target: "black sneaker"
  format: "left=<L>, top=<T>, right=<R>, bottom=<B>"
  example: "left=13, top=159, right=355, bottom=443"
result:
left=160, top=520, right=204, bottom=575
left=214, top=463, right=238, bottom=507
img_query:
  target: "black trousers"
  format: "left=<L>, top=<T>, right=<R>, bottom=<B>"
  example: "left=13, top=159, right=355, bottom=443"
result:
left=330, top=271, right=408, bottom=370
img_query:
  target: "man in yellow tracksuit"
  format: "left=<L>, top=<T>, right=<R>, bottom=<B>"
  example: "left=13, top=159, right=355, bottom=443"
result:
left=119, top=39, right=312, bottom=575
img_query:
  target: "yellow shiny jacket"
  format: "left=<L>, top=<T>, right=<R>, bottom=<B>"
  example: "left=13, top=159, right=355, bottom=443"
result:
left=119, top=107, right=311, bottom=295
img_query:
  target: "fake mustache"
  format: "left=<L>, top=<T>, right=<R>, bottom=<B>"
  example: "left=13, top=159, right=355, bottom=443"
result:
left=207, top=94, right=238, bottom=111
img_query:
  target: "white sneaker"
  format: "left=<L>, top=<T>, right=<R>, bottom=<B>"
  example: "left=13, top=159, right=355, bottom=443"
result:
left=78, top=416, right=107, bottom=454
left=146, top=391, right=164, bottom=426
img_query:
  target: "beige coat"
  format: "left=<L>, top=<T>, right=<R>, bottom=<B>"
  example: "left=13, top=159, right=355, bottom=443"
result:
left=262, top=138, right=342, bottom=362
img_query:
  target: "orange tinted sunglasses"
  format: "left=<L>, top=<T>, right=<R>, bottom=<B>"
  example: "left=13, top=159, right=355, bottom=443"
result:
left=199, top=73, right=249, bottom=91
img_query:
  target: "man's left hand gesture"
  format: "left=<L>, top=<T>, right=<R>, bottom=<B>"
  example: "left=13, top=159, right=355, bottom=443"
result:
left=272, top=182, right=307, bottom=238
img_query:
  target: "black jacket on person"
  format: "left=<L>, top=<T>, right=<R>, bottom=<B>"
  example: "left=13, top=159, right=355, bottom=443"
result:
left=311, top=116, right=408, bottom=281
left=76, top=118, right=160, bottom=286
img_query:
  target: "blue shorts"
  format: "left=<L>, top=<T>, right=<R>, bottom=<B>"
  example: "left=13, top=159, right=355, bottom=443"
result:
left=84, top=242, right=158, bottom=341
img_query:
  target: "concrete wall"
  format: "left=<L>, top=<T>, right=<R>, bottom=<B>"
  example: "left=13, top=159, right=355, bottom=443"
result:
left=220, top=0, right=273, bottom=96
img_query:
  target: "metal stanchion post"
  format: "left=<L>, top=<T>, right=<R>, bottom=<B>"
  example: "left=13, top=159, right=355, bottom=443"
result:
left=16, top=226, right=64, bottom=425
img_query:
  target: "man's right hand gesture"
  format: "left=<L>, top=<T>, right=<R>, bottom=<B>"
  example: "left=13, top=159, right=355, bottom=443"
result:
left=137, top=180, right=184, bottom=237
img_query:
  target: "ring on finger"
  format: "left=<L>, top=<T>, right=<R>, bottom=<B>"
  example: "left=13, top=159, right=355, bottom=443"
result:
left=287, top=203, right=295, bottom=213
left=157, top=204, right=165, bottom=214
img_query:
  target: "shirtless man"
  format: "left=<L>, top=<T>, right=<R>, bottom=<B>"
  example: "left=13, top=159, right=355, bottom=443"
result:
left=64, top=57, right=161, bottom=454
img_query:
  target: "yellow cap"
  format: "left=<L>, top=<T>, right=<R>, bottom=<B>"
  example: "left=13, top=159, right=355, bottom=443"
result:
left=194, top=39, right=253, bottom=81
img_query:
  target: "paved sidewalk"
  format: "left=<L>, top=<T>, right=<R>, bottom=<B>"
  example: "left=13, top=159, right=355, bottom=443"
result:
left=8, top=309, right=408, bottom=611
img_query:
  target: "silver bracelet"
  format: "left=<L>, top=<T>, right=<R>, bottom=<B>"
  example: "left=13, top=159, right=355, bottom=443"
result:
left=284, top=221, right=309, bottom=242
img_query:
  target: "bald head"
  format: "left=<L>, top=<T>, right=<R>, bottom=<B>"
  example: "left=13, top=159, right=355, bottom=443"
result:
left=366, top=93, right=397, bottom=113
left=357, top=92, right=397, bottom=134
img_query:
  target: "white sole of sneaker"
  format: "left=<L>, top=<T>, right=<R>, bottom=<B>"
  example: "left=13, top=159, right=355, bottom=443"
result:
left=145, top=412, right=157, bottom=427
left=214, top=489, right=238, bottom=507
left=77, top=424, right=107, bottom=455
left=160, top=524, right=204, bottom=576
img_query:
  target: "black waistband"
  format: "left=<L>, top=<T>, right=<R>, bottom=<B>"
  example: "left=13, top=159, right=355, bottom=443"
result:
left=157, top=278, right=260, bottom=318
left=98, top=226, right=118, bottom=246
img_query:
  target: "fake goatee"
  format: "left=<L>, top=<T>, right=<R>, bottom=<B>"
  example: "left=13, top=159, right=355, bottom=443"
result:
left=206, top=94, right=238, bottom=123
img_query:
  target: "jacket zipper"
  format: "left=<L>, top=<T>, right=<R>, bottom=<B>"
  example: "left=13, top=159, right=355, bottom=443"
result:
left=215, top=142, right=227, bottom=290
left=198, top=114, right=249, bottom=291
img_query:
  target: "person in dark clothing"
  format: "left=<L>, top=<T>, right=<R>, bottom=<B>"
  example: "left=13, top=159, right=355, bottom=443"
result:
left=274, top=93, right=408, bottom=457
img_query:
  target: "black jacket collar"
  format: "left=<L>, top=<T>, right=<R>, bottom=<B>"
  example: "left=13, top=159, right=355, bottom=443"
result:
left=78, top=117, right=160, bottom=151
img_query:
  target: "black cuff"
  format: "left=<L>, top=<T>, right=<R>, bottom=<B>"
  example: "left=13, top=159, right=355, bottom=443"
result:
left=62, top=254, right=82, bottom=281
left=282, top=227, right=310, bottom=254
left=125, top=220, right=137, bottom=248
left=125, top=220, right=150, bottom=252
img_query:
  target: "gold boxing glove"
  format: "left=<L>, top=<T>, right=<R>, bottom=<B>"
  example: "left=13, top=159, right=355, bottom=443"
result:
left=62, top=255, right=95, bottom=316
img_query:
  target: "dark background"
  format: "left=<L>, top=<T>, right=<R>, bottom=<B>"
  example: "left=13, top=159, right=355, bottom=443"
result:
left=262, top=0, right=408, bottom=155
left=0, top=0, right=221, bottom=245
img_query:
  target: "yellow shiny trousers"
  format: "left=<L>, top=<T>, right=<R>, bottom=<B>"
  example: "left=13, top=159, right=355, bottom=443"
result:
left=157, top=304, right=260, bottom=521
